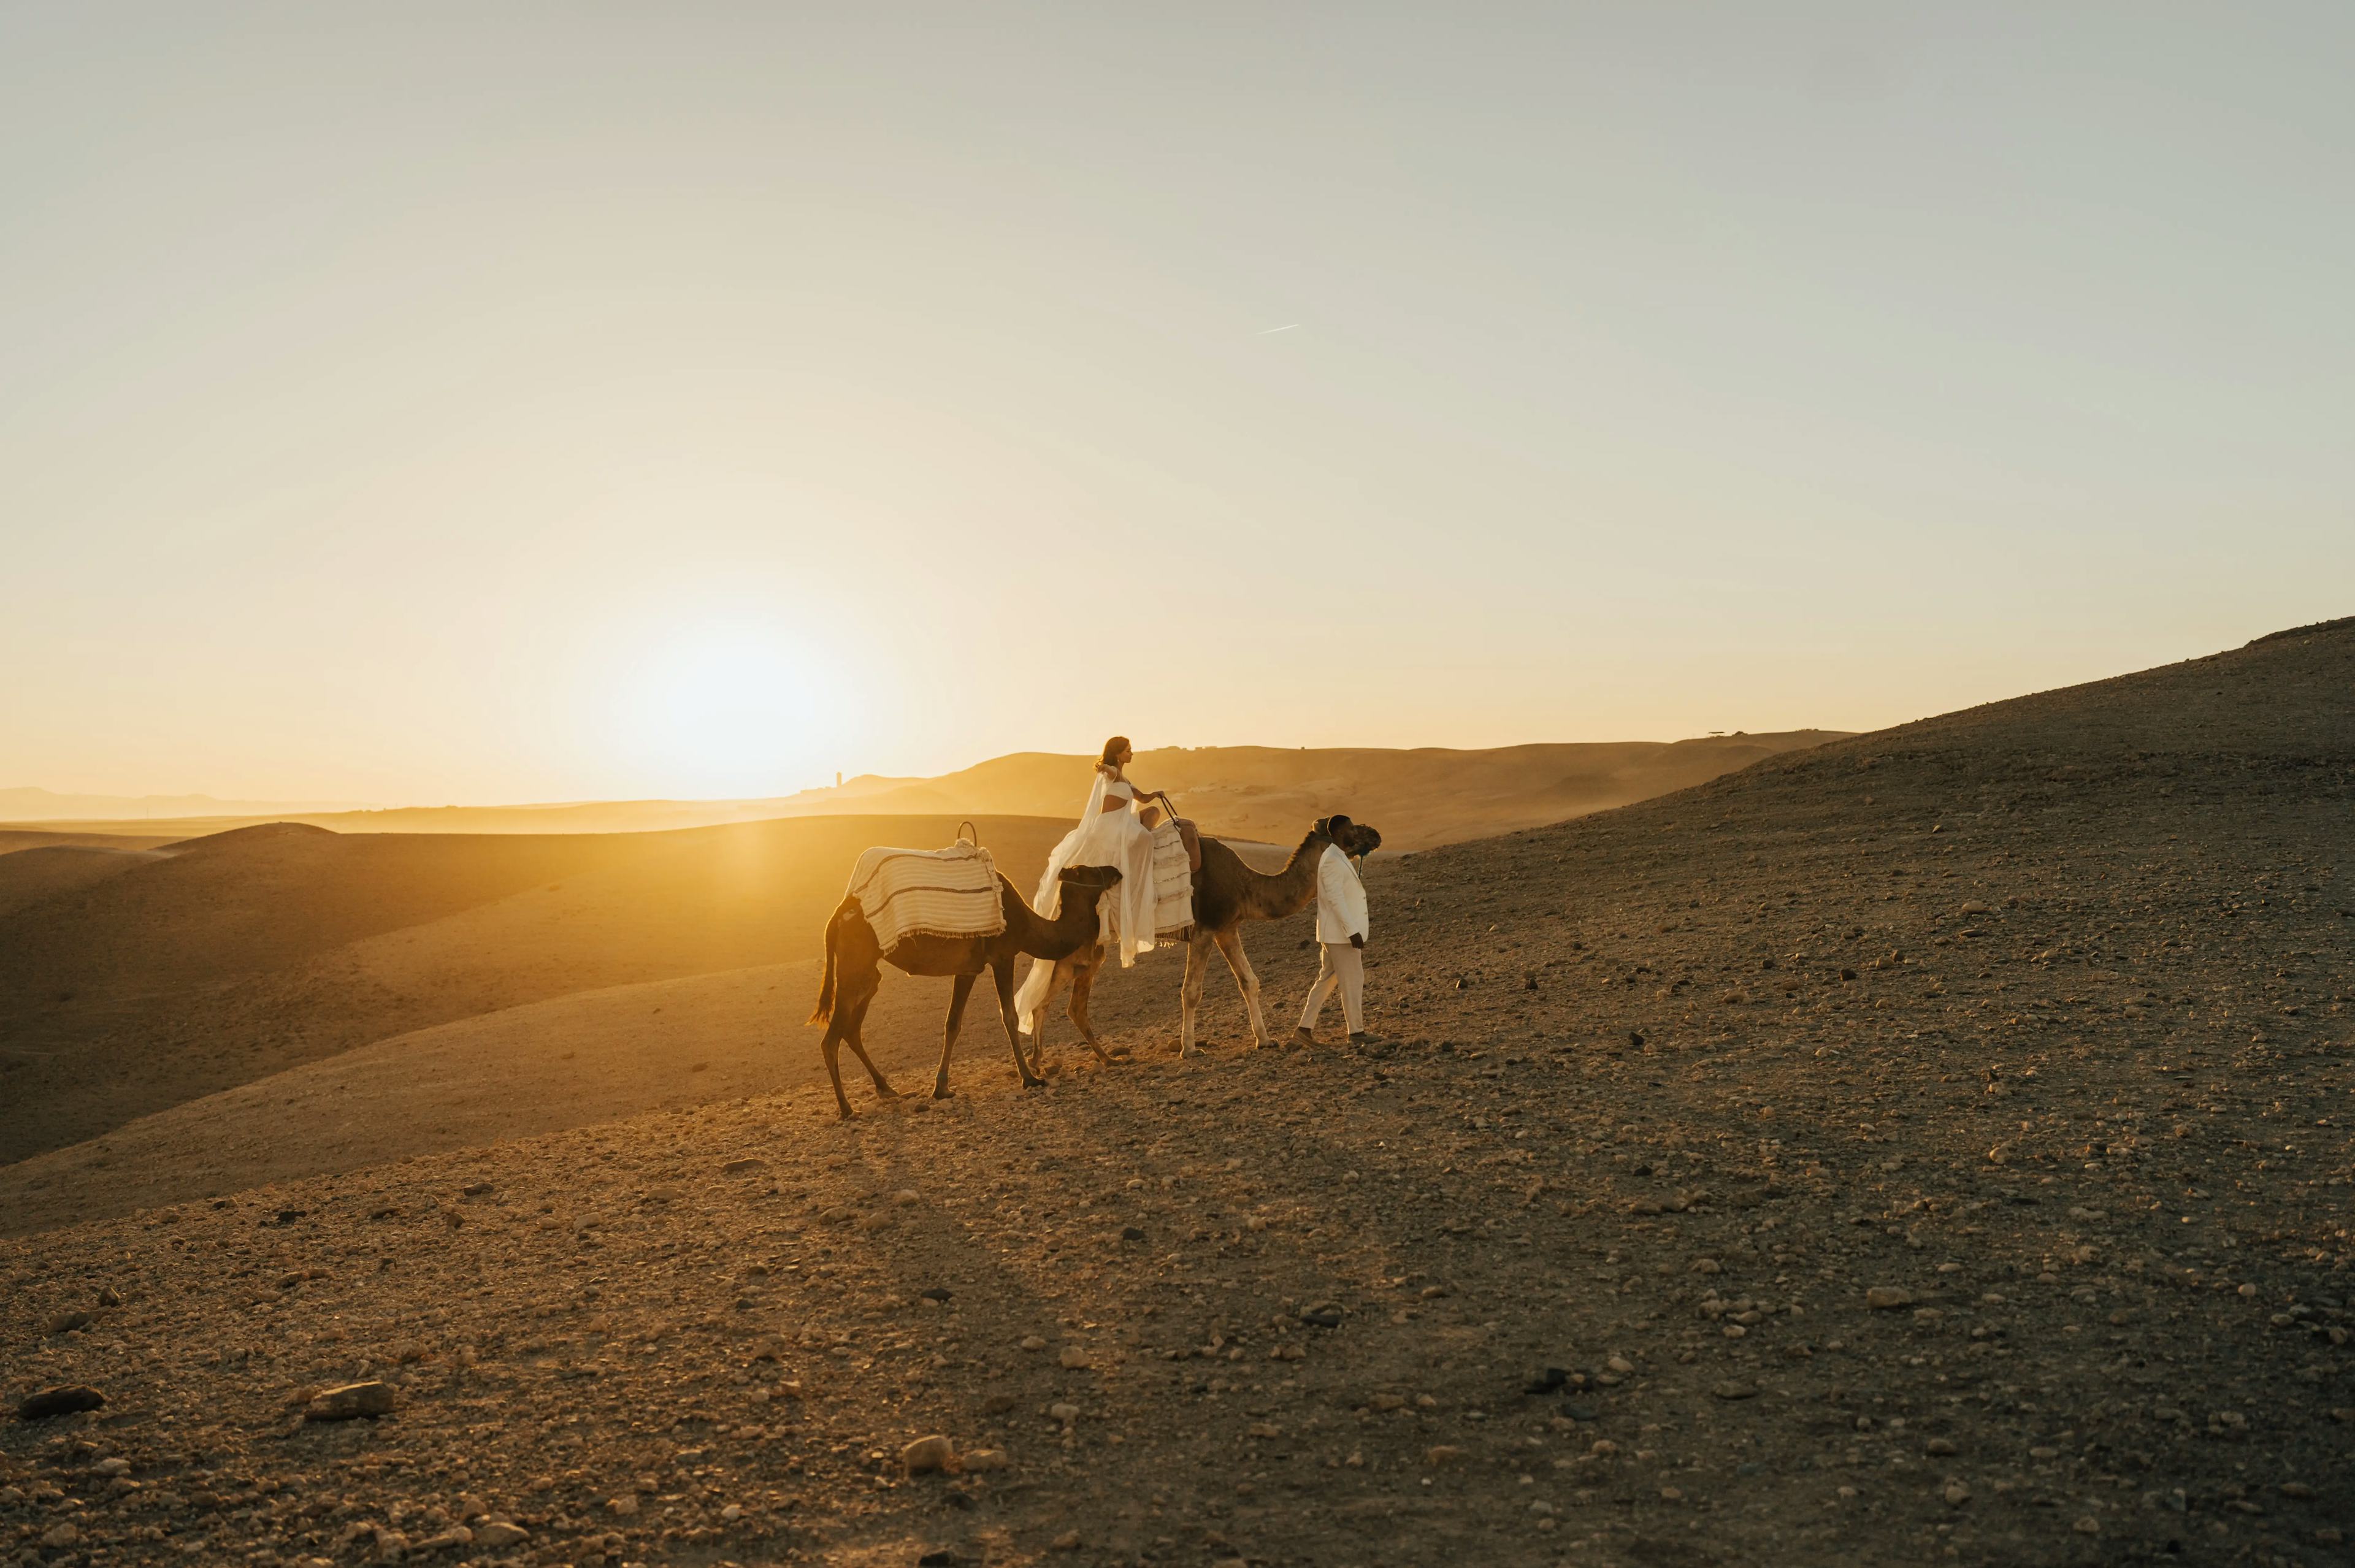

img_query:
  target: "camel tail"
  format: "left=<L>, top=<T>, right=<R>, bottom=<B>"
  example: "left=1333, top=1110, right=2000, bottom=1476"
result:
left=808, top=899, right=851, bottom=1027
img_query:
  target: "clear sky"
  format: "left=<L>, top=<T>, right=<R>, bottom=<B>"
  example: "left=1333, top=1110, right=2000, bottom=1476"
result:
left=5, top=3, right=2350, bottom=803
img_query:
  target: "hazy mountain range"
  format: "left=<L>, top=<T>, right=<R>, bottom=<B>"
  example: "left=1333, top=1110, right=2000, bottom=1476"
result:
left=0, top=786, right=364, bottom=822
left=0, top=733, right=1843, bottom=852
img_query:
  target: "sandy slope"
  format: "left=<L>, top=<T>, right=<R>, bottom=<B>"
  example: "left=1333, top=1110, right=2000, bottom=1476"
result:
left=0, top=816, right=1073, bottom=1166
left=0, top=962, right=862, bottom=1234
left=0, top=846, right=174, bottom=919
left=0, top=965, right=823, bottom=1233
left=2, top=622, right=2350, bottom=1568
left=0, top=846, right=1307, bottom=1235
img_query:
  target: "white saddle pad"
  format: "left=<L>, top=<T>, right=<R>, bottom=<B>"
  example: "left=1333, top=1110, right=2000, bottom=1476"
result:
left=1151, top=821, right=1194, bottom=936
left=846, top=842, right=1005, bottom=950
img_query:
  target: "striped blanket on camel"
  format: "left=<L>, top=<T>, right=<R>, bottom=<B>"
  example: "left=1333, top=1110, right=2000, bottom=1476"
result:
left=846, top=841, right=1006, bottom=950
left=1150, top=819, right=1195, bottom=936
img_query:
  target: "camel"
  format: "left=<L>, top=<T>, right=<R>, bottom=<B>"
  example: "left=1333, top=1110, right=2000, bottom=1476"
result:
left=1019, top=819, right=1381, bottom=1063
left=807, top=863, right=1122, bottom=1119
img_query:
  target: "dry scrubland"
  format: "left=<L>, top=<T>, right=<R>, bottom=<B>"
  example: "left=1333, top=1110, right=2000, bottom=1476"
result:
left=3, top=621, right=2354, bottom=1568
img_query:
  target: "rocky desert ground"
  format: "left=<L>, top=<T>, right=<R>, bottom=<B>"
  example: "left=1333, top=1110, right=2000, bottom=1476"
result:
left=4, top=620, right=2352, bottom=1568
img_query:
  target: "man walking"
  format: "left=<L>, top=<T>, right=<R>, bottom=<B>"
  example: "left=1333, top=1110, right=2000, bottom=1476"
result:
left=1295, top=814, right=1371, bottom=1047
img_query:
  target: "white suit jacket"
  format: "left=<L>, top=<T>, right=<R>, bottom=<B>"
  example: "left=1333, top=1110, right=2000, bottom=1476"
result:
left=1314, top=843, right=1370, bottom=944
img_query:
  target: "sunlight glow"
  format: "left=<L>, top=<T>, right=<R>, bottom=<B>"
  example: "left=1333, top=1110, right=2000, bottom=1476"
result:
left=610, top=622, right=848, bottom=799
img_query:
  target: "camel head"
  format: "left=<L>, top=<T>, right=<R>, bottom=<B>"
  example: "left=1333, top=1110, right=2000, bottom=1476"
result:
left=1309, top=817, right=1380, bottom=855
left=1056, top=863, right=1124, bottom=904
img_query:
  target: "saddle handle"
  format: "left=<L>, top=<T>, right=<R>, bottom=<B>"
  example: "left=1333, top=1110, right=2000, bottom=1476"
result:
left=956, top=820, right=980, bottom=846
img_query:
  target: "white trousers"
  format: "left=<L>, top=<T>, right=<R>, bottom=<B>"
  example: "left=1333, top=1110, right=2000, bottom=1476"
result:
left=1299, top=942, right=1364, bottom=1033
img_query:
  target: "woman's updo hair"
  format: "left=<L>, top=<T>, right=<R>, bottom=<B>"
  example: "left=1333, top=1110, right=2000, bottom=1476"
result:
left=1099, top=736, right=1130, bottom=770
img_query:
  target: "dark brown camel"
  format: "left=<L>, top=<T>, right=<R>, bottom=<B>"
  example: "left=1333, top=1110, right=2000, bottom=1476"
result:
left=807, top=863, right=1122, bottom=1119
left=1020, top=820, right=1380, bottom=1062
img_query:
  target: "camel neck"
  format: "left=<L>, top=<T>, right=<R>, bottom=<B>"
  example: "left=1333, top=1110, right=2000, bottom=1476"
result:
left=1247, top=835, right=1329, bottom=917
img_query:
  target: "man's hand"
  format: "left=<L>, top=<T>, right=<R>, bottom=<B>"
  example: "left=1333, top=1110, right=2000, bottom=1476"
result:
left=1350, top=933, right=1365, bottom=950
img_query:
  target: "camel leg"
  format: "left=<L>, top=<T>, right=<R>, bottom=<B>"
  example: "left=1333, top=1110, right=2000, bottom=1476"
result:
left=1212, top=926, right=1271, bottom=1048
left=819, top=957, right=882, bottom=1119
left=993, top=958, right=1044, bottom=1091
left=1032, top=952, right=1073, bottom=1076
left=1179, top=931, right=1212, bottom=1057
left=1067, top=952, right=1113, bottom=1067
left=839, top=997, right=900, bottom=1103
left=934, top=972, right=978, bottom=1100
left=1023, top=955, right=1070, bottom=1074
left=819, top=1023, right=856, bottom=1119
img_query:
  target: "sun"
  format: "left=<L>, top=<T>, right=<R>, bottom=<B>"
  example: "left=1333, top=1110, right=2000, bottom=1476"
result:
left=611, top=622, right=846, bottom=798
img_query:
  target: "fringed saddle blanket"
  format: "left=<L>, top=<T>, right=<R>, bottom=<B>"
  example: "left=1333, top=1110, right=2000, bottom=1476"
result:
left=1151, top=820, right=1195, bottom=936
left=846, top=842, right=1005, bottom=950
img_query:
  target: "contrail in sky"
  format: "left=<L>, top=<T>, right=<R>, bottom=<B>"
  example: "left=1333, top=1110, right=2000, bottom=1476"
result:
left=1258, top=323, right=1299, bottom=334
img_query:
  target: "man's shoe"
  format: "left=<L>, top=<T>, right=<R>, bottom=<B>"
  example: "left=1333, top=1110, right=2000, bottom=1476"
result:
left=1293, top=1027, right=1316, bottom=1049
left=1349, top=1031, right=1371, bottom=1046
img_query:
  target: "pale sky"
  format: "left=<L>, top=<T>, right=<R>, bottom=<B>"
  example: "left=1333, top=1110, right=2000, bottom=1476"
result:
left=5, top=4, right=2350, bottom=803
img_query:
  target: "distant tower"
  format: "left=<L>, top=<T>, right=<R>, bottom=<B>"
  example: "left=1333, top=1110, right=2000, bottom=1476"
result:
left=835, top=771, right=842, bottom=789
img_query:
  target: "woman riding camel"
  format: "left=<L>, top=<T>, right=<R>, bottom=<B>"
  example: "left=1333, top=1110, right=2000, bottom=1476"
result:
left=1012, top=738, right=1171, bottom=1023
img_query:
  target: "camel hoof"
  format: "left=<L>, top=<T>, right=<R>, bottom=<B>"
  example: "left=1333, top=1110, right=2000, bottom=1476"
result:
left=1019, top=1076, right=1044, bottom=1092
left=932, top=1085, right=954, bottom=1101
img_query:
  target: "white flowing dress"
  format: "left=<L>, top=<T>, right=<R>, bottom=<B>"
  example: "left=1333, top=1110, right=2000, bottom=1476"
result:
left=1013, top=769, right=1160, bottom=1033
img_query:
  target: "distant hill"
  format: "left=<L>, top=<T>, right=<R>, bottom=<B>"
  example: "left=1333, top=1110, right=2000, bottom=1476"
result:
left=0, top=785, right=359, bottom=821
left=776, top=735, right=1848, bottom=851
left=1, top=733, right=1845, bottom=851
